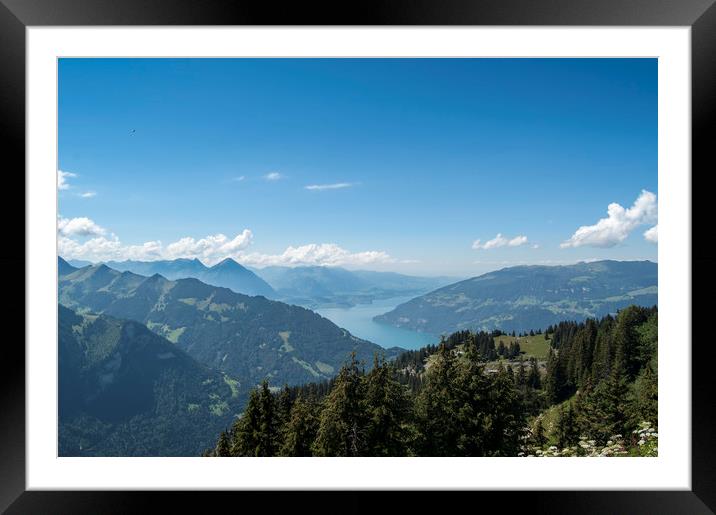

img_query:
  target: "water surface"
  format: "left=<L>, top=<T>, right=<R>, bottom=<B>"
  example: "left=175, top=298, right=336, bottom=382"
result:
left=316, top=296, right=437, bottom=351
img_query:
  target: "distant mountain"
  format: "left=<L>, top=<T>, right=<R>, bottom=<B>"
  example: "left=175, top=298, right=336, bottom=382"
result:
left=201, top=258, right=275, bottom=298
left=101, top=258, right=276, bottom=298
left=58, top=256, right=78, bottom=276
left=68, top=259, right=93, bottom=268
left=254, top=265, right=458, bottom=308
left=59, top=263, right=397, bottom=387
left=375, top=260, right=657, bottom=334
left=58, top=304, right=241, bottom=456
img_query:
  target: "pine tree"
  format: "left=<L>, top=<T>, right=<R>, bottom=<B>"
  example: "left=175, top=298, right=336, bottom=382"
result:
left=612, top=306, right=650, bottom=380
left=555, top=403, right=578, bottom=448
left=363, top=354, right=412, bottom=456
left=279, top=394, right=319, bottom=456
left=577, top=362, right=629, bottom=445
left=516, top=357, right=527, bottom=387
left=215, top=430, right=231, bottom=457
left=483, top=363, right=526, bottom=456
left=276, top=384, right=293, bottom=429
left=627, top=362, right=658, bottom=431
left=532, top=416, right=546, bottom=449
left=498, top=340, right=506, bottom=357
left=528, top=357, right=541, bottom=390
left=545, top=348, right=566, bottom=405
left=414, top=342, right=464, bottom=456
left=312, top=352, right=368, bottom=456
left=231, top=380, right=280, bottom=456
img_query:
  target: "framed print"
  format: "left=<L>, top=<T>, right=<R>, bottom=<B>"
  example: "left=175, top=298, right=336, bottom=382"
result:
left=2, top=0, right=714, bottom=512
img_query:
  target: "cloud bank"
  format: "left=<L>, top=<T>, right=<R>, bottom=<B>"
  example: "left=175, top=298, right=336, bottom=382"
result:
left=472, top=233, right=529, bottom=250
left=58, top=217, right=394, bottom=267
left=561, top=190, right=657, bottom=248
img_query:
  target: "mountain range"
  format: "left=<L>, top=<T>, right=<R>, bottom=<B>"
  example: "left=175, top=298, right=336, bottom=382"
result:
left=252, top=265, right=458, bottom=308
left=68, top=257, right=457, bottom=308
left=374, top=260, right=657, bottom=335
left=99, top=258, right=275, bottom=298
left=59, top=258, right=400, bottom=388
left=59, top=304, right=242, bottom=456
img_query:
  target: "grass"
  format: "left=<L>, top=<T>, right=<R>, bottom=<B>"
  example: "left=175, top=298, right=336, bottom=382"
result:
left=423, top=332, right=552, bottom=372
left=493, top=333, right=551, bottom=360
left=278, top=331, right=294, bottom=352
left=531, top=395, right=577, bottom=445
left=223, top=374, right=240, bottom=398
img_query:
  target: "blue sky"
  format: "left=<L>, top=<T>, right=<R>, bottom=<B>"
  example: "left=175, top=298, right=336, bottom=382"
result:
left=58, top=58, right=657, bottom=276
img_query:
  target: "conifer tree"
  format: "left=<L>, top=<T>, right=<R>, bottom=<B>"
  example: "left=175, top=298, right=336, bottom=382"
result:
left=528, top=357, right=541, bottom=390
left=363, top=354, right=412, bottom=456
left=516, top=357, right=527, bottom=387
left=483, top=362, right=526, bottom=456
left=312, top=352, right=368, bottom=456
left=414, top=342, right=464, bottom=456
left=627, top=362, right=658, bottom=430
left=276, top=384, right=294, bottom=430
left=555, top=403, right=578, bottom=448
left=612, top=306, right=650, bottom=380
left=279, top=394, right=319, bottom=456
left=532, top=416, right=546, bottom=449
left=577, top=362, right=628, bottom=445
left=231, top=380, right=280, bottom=456
left=215, top=430, right=231, bottom=457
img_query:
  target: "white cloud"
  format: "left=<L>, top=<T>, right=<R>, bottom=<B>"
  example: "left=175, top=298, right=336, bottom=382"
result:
left=58, top=170, right=77, bottom=190
left=240, top=243, right=394, bottom=268
left=532, top=244, right=540, bottom=249
left=561, top=190, right=658, bottom=248
left=230, top=176, right=245, bottom=182
left=264, top=172, right=283, bottom=181
left=79, top=191, right=96, bottom=198
left=165, top=231, right=254, bottom=262
left=58, top=216, right=107, bottom=237
left=644, top=224, right=658, bottom=243
left=305, top=183, right=355, bottom=191
left=472, top=233, right=529, bottom=250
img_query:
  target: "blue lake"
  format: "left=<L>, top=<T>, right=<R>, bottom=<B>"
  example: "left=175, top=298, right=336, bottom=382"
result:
left=316, top=296, right=438, bottom=351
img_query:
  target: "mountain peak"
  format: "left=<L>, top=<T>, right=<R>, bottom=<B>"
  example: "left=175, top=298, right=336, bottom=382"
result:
left=58, top=256, right=78, bottom=277
left=212, top=257, right=244, bottom=269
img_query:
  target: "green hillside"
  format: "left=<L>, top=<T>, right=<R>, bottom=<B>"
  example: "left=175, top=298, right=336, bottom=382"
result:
left=375, top=260, right=657, bottom=334
left=59, top=263, right=398, bottom=387
left=59, top=304, right=243, bottom=456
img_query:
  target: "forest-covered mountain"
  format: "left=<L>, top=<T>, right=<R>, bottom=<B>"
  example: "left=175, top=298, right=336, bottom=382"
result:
left=375, top=260, right=657, bottom=335
left=253, top=265, right=457, bottom=308
left=58, top=304, right=242, bottom=456
left=207, top=305, right=657, bottom=457
left=99, top=257, right=276, bottom=298
left=58, top=259, right=398, bottom=387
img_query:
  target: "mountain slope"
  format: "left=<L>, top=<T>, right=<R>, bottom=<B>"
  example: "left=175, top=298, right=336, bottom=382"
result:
left=58, top=256, right=78, bottom=277
left=375, top=260, right=657, bottom=334
left=102, top=257, right=276, bottom=298
left=58, top=304, right=242, bottom=456
left=59, top=264, right=395, bottom=386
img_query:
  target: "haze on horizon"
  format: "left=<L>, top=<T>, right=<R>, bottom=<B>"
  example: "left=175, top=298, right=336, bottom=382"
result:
left=58, top=58, right=657, bottom=277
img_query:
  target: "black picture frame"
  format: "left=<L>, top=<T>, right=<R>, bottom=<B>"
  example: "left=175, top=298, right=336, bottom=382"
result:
left=1, top=1, right=713, bottom=512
